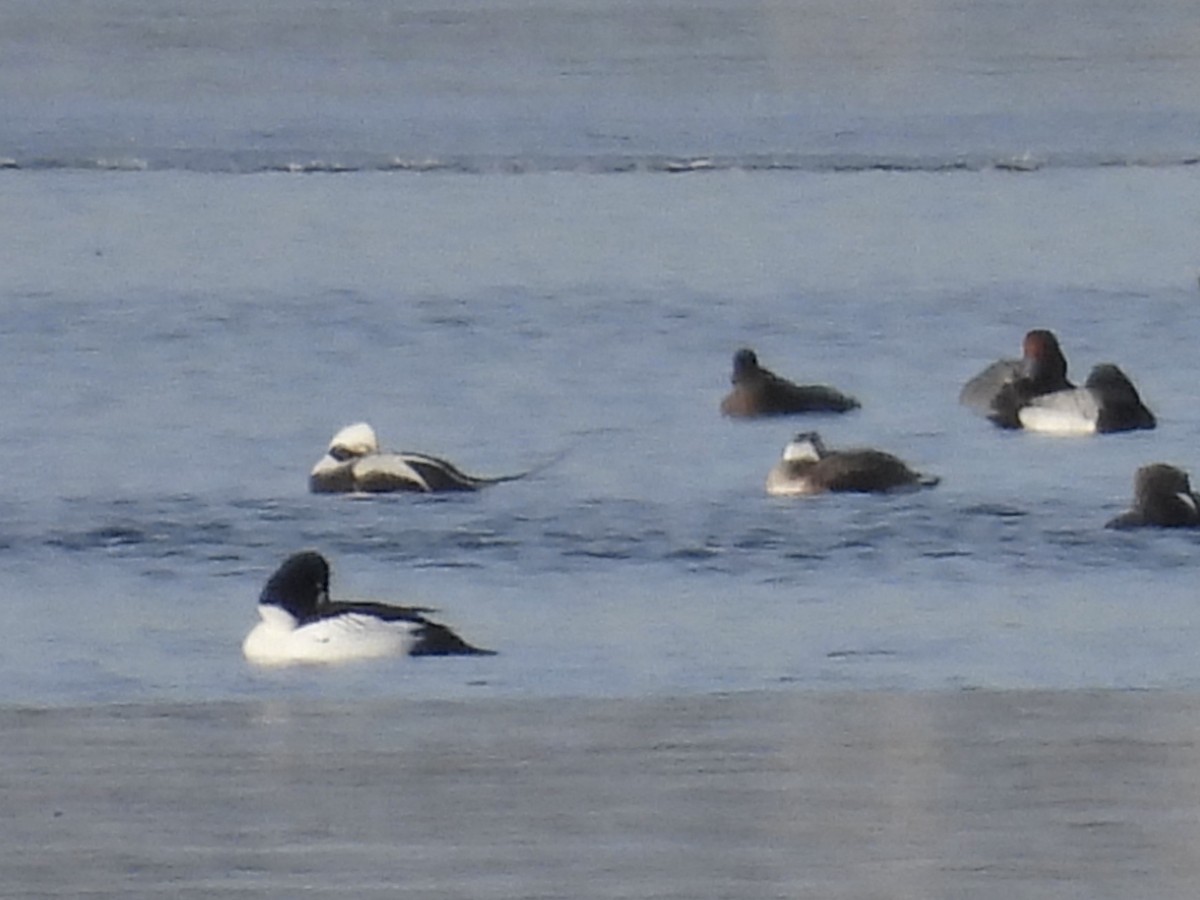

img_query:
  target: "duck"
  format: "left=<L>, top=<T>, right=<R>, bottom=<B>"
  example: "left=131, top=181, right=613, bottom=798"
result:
left=1017, top=364, right=1156, bottom=435
left=765, top=431, right=939, bottom=496
left=1106, top=464, right=1200, bottom=529
left=959, top=329, right=1071, bottom=425
left=309, top=422, right=534, bottom=493
left=960, top=329, right=1154, bottom=433
left=242, top=551, right=495, bottom=665
left=720, top=348, right=859, bottom=418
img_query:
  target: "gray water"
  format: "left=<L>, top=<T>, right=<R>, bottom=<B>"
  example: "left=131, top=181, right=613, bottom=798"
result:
left=6, top=0, right=1200, bottom=172
left=4, top=0, right=1200, bottom=894
left=11, top=692, right=1200, bottom=899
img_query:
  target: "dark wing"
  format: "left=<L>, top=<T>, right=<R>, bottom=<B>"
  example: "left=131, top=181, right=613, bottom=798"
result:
left=398, top=451, right=534, bottom=491
left=1105, top=510, right=1146, bottom=530
left=1106, top=485, right=1199, bottom=528
left=818, top=450, right=923, bottom=493
left=410, top=620, right=496, bottom=656
left=725, top=368, right=859, bottom=416
left=399, top=453, right=492, bottom=491
left=1141, top=492, right=1200, bottom=528
left=768, top=379, right=860, bottom=413
left=1155, top=498, right=1200, bottom=527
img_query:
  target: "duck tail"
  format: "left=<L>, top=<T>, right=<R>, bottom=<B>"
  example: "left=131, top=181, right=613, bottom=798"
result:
left=482, top=443, right=574, bottom=485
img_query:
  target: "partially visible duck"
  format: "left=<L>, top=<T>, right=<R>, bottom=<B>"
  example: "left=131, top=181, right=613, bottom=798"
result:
left=766, top=431, right=939, bottom=496
left=242, top=551, right=495, bottom=665
left=309, top=422, right=535, bottom=493
left=1106, top=464, right=1200, bottom=529
left=960, top=329, right=1073, bottom=427
left=721, top=348, right=859, bottom=418
left=1017, top=364, right=1156, bottom=435
left=960, top=330, right=1154, bottom=433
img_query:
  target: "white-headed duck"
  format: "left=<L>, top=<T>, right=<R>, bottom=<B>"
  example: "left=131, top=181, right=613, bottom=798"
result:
left=309, top=422, right=534, bottom=493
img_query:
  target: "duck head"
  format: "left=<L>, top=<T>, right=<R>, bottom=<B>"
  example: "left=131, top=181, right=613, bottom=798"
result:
left=1021, top=329, right=1070, bottom=390
left=782, top=431, right=828, bottom=463
left=258, top=551, right=331, bottom=621
left=731, top=348, right=762, bottom=383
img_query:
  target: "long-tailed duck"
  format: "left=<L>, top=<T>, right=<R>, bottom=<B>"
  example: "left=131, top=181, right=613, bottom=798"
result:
left=720, top=348, right=859, bottom=418
left=242, top=551, right=494, bottom=664
left=766, top=431, right=939, bottom=496
left=309, top=422, right=534, bottom=493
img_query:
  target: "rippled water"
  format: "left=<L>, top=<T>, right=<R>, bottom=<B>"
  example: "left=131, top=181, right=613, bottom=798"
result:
left=2, top=0, right=1200, bottom=708
left=3, top=167, right=1199, bottom=706
left=8, top=3, right=1200, bottom=897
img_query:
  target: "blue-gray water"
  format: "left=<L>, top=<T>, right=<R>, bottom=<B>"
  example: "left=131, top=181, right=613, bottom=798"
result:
left=3, top=0, right=1200, bottom=705
left=4, top=2, right=1200, bottom=894
left=7, top=163, right=1196, bottom=702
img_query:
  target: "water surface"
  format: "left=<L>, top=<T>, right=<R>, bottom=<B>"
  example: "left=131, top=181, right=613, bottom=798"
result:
left=5, top=0, right=1200, bottom=894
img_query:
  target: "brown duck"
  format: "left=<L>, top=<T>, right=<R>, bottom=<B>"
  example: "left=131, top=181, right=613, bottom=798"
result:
left=721, top=348, right=859, bottom=418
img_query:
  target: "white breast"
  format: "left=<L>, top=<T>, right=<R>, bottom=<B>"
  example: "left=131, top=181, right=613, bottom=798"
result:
left=765, top=466, right=817, bottom=496
left=1018, top=389, right=1099, bottom=435
left=243, top=607, right=420, bottom=665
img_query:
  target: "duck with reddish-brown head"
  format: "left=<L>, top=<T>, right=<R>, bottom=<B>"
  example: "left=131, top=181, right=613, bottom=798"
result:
left=961, top=329, right=1154, bottom=434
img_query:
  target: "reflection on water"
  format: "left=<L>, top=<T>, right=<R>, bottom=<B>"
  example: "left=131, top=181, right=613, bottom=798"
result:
left=7, top=691, right=1200, bottom=897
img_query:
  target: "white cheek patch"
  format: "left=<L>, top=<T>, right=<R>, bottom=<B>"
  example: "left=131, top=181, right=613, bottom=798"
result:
left=1177, top=492, right=1198, bottom=516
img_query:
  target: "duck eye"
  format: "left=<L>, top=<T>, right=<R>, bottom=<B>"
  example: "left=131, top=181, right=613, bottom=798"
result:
left=328, top=446, right=356, bottom=462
